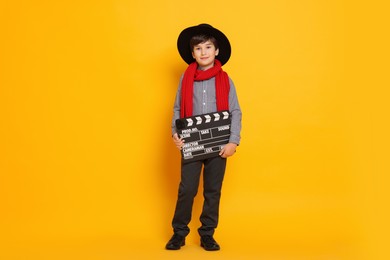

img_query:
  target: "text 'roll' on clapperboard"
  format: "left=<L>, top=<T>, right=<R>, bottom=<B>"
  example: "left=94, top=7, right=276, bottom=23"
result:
left=175, top=110, right=231, bottom=162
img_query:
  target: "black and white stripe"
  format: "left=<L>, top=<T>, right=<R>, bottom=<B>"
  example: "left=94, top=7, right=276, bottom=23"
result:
left=177, top=110, right=230, bottom=129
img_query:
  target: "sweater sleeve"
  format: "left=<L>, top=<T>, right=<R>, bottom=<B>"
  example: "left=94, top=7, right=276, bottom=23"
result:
left=171, top=75, right=183, bottom=136
left=228, top=78, right=242, bottom=145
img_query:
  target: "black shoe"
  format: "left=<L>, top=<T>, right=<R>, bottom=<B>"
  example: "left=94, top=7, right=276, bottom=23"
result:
left=165, top=234, right=185, bottom=250
left=200, top=235, right=220, bottom=251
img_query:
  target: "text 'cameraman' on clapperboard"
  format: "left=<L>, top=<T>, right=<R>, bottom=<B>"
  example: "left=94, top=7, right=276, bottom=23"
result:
left=175, top=110, right=231, bottom=162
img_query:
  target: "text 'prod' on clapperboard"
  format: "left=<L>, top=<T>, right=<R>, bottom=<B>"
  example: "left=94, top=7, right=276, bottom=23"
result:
left=175, top=110, right=231, bottom=162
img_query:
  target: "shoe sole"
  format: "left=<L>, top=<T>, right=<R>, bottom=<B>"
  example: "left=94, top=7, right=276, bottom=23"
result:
left=165, top=241, right=185, bottom=250
left=200, top=242, right=220, bottom=251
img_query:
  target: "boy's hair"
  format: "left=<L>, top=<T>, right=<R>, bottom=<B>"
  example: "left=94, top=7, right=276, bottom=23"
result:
left=190, top=34, right=219, bottom=51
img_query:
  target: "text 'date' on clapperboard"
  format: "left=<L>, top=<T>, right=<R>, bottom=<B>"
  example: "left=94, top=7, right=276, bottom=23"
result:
left=175, top=110, right=231, bottom=162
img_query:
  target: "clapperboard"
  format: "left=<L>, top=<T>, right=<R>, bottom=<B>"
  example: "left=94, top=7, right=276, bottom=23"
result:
left=175, top=110, right=231, bottom=162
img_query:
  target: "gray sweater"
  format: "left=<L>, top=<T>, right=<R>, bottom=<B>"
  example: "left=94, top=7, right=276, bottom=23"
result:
left=171, top=75, right=242, bottom=145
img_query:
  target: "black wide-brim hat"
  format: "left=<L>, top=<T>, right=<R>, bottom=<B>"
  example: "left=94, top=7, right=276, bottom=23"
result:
left=177, top=23, right=231, bottom=66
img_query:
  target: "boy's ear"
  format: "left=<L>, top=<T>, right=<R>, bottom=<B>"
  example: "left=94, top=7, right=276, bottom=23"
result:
left=215, top=48, right=219, bottom=56
left=192, top=51, right=195, bottom=59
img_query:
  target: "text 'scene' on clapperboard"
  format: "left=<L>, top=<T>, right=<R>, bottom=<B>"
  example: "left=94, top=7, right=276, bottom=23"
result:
left=175, top=110, right=231, bottom=162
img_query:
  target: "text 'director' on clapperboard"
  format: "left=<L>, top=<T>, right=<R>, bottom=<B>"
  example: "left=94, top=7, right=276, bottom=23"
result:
left=175, top=110, right=231, bottom=162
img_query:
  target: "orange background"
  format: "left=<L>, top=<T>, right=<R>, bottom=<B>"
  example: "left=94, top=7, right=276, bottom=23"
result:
left=0, top=1, right=387, bottom=259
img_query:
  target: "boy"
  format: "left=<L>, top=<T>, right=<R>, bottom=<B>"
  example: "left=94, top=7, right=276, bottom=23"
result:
left=166, top=24, right=242, bottom=251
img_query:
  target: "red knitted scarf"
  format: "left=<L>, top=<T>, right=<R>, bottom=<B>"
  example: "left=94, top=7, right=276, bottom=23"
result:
left=180, top=59, right=230, bottom=118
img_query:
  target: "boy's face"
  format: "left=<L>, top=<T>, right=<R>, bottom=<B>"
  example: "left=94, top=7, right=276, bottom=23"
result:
left=192, top=40, right=219, bottom=70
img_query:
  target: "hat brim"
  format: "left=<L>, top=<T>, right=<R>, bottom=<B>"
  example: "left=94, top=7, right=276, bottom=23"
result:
left=177, top=24, right=231, bottom=66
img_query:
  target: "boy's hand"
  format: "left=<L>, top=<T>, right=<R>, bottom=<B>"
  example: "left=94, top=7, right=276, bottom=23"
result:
left=219, top=143, right=237, bottom=158
left=172, top=133, right=185, bottom=150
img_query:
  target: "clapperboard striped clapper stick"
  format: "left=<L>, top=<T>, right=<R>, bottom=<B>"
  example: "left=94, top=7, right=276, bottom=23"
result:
left=175, top=110, right=231, bottom=162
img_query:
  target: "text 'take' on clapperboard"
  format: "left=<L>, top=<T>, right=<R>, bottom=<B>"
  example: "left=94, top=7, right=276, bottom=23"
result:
left=175, top=110, right=231, bottom=162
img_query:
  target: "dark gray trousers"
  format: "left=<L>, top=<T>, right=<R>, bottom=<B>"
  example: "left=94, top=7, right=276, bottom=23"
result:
left=171, top=156, right=227, bottom=237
